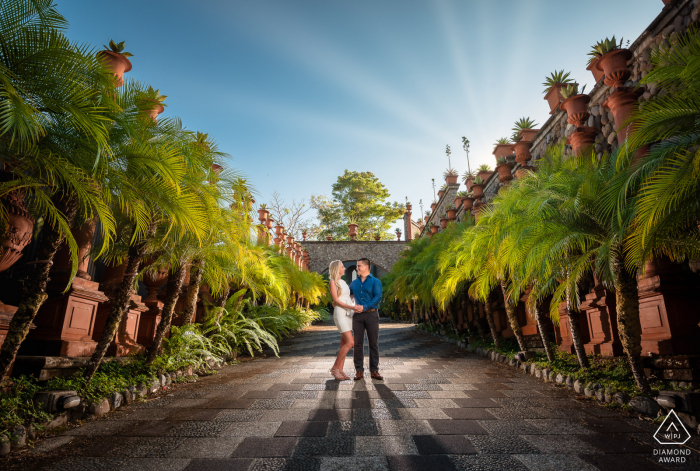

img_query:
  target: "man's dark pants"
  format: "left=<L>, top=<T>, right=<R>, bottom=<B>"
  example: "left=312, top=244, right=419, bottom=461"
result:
left=353, top=310, right=379, bottom=372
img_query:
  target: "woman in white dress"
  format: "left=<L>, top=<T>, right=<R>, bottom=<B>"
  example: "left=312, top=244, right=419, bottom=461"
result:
left=328, top=260, right=356, bottom=380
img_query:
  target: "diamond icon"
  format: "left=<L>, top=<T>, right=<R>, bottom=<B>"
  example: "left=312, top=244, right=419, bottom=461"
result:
left=653, top=410, right=691, bottom=445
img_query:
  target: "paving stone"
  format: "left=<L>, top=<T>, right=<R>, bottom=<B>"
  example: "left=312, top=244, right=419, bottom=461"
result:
left=466, top=435, right=540, bottom=454
left=578, top=454, right=665, bottom=471
left=308, top=409, right=352, bottom=421
left=182, top=458, right=254, bottom=470
left=464, top=390, right=508, bottom=399
left=64, top=420, right=136, bottom=436
left=108, top=437, right=186, bottom=458
left=250, top=457, right=321, bottom=471
left=168, top=408, right=223, bottom=421
left=515, top=454, right=599, bottom=471
left=276, top=421, right=329, bottom=437
left=579, top=417, right=645, bottom=433
left=478, top=419, right=542, bottom=435
left=215, top=410, right=265, bottom=422
left=451, top=398, right=501, bottom=408
left=223, top=421, right=282, bottom=437
left=405, top=383, right=443, bottom=391
left=526, top=419, right=595, bottom=435
left=206, top=398, right=255, bottom=409
left=442, top=408, right=496, bottom=420
left=232, top=437, right=298, bottom=458
left=166, top=421, right=231, bottom=437
left=293, top=437, right=353, bottom=456
left=413, top=435, right=476, bottom=454
left=354, top=436, right=418, bottom=456
left=319, top=456, right=389, bottom=471
left=170, top=437, right=244, bottom=458
left=387, top=455, right=459, bottom=471
left=354, top=408, right=401, bottom=420
left=249, top=398, right=296, bottom=410
left=47, top=457, right=128, bottom=471
left=267, top=383, right=306, bottom=391
left=578, top=433, right=650, bottom=453
left=327, top=420, right=379, bottom=436
left=429, top=419, right=488, bottom=434
left=397, top=408, right=450, bottom=420
left=520, top=434, right=601, bottom=454
left=451, top=453, right=529, bottom=471
left=30, top=436, right=74, bottom=454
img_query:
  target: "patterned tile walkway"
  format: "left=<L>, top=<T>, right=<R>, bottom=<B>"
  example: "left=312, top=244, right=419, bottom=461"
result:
left=19, top=320, right=700, bottom=470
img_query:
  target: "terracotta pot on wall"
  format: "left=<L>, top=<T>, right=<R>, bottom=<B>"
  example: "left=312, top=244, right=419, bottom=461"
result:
left=326, top=235, right=333, bottom=241
left=424, top=215, right=429, bottom=224
left=406, top=203, right=412, bottom=211
left=453, top=196, right=463, bottom=209
left=492, top=144, right=514, bottom=161
left=587, top=57, right=604, bottom=83
left=440, top=218, right=448, bottom=229
left=437, top=190, right=444, bottom=199
left=430, top=202, right=437, bottom=212
left=461, top=196, right=475, bottom=211
left=471, top=183, right=485, bottom=200
left=0, top=188, right=34, bottom=273
left=144, top=103, right=165, bottom=122
left=512, top=141, right=531, bottom=165
left=444, top=175, right=458, bottom=185
left=518, top=129, right=539, bottom=142
left=566, top=127, right=598, bottom=156
left=602, top=88, right=644, bottom=145
left=257, top=208, right=269, bottom=222
left=430, top=225, right=438, bottom=235
left=544, top=83, right=568, bottom=114
left=596, top=49, right=633, bottom=88
left=374, top=236, right=380, bottom=241
left=97, top=50, right=132, bottom=87
left=495, top=162, right=515, bottom=183
left=560, top=94, right=591, bottom=127
left=476, top=170, right=492, bottom=183
left=396, top=232, right=402, bottom=241
left=348, top=223, right=358, bottom=241
left=446, top=209, right=457, bottom=220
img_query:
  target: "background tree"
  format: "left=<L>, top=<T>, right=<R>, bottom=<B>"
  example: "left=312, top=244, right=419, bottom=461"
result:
left=266, top=191, right=315, bottom=240
left=311, top=170, right=404, bottom=240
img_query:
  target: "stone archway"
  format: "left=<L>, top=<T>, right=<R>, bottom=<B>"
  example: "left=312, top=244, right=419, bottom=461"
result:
left=302, top=241, right=408, bottom=275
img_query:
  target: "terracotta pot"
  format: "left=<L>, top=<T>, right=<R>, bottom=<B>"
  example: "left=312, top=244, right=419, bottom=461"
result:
left=430, top=203, right=437, bottom=212
left=495, top=162, right=515, bottom=183
left=50, top=218, right=96, bottom=281
left=566, top=126, right=597, bottom=156
left=476, top=170, right=492, bottom=183
left=544, top=83, right=567, bottom=114
left=274, top=224, right=284, bottom=237
left=518, top=129, right=539, bottom=142
left=424, top=215, right=429, bottom=223
left=596, top=49, right=633, bottom=87
left=440, top=218, right=448, bottom=229
left=396, top=232, right=402, bottom=241
left=587, top=57, right=604, bottom=83
left=454, top=196, right=463, bottom=209
left=143, top=263, right=169, bottom=303
left=601, top=87, right=643, bottom=145
left=446, top=209, right=457, bottom=220
left=406, top=204, right=412, bottom=211
left=430, top=225, right=439, bottom=235
left=144, top=102, right=165, bottom=122
left=264, top=218, right=274, bottom=230
left=492, top=144, right=514, bottom=161
left=462, top=196, right=475, bottom=210
left=512, top=141, right=532, bottom=165
left=444, top=175, right=458, bottom=185
left=302, top=231, right=307, bottom=241
left=326, top=235, right=333, bottom=241
left=0, top=187, right=34, bottom=273
left=471, top=183, right=485, bottom=199
left=437, top=190, right=444, bottom=198
left=257, top=208, right=269, bottom=223
left=464, top=177, right=475, bottom=192
left=97, top=50, right=132, bottom=87
left=374, top=236, right=380, bottom=241
left=348, top=223, right=358, bottom=241
left=560, top=94, right=591, bottom=127
left=515, top=166, right=532, bottom=179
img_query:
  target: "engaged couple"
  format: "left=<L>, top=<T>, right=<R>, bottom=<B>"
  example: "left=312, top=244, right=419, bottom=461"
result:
left=328, top=258, right=384, bottom=381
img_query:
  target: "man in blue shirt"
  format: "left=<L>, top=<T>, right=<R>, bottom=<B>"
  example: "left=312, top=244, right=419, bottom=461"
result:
left=349, top=258, right=383, bottom=380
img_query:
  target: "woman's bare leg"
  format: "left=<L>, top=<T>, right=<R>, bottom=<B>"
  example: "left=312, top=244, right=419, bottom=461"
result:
left=332, top=332, right=354, bottom=372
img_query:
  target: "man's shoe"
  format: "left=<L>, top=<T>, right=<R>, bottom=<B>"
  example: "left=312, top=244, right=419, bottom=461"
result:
left=354, top=371, right=364, bottom=381
left=370, top=371, right=383, bottom=381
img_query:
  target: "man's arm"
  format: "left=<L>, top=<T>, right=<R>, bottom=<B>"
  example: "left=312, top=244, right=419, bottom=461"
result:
left=368, top=278, right=383, bottom=310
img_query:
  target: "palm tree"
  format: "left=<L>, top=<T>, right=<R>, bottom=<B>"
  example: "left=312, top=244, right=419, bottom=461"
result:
left=0, top=0, right=119, bottom=377
left=623, top=26, right=700, bottom=268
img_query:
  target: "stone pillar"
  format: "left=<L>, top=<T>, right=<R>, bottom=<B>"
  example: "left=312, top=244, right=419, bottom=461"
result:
left=404, top=204, right=413, bottom=241
left=553, top=301, right=591, bottom=355
left=579, top=284, right=623, bottom=356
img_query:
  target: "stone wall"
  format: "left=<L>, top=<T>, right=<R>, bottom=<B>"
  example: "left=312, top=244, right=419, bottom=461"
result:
left=303, top=241, right=408, bottom=274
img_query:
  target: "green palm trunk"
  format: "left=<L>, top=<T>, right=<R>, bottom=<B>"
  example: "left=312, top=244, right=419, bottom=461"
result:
left=147, top=264, right=188, bottom=363
left=181, top=259, right=204, bottom=325
left=612, top=254, right=650, bottom=394
left=483, top=294, right=501, bottom=348
left=86, top=221, right=157, bottom=380
left=0, top=194, right=77, bottom=378
left=565, top=286, right=590, bottom=369
left=533, top=302, right=555, bottom=362
left=500, top=281, right=526, bottom=351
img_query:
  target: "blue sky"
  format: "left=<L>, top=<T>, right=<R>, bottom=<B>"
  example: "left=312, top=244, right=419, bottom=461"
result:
left=60, top=0, right=662, bottom=228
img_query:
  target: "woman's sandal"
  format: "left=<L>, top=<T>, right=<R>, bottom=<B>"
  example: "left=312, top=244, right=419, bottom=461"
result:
left=330, top=368, right=347, bottom=380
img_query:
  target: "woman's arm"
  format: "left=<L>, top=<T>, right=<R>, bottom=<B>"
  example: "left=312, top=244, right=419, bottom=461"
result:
left=329, top=280, right=354, bottom=310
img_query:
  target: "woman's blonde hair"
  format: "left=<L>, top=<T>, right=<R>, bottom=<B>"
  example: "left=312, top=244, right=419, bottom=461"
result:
left=329, top=260, right=343, bottom=296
